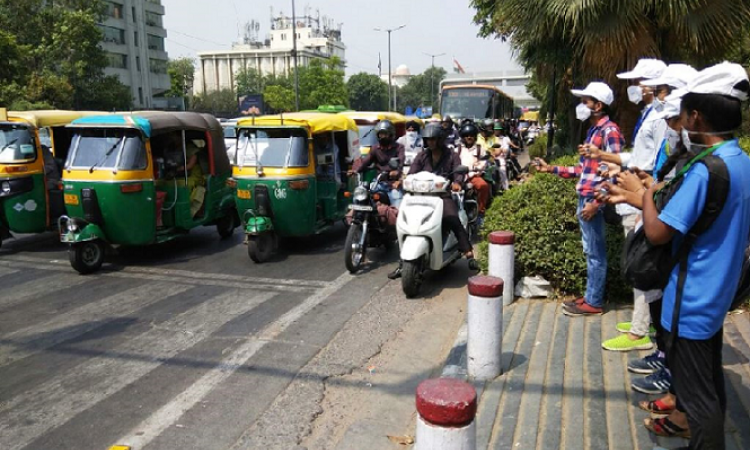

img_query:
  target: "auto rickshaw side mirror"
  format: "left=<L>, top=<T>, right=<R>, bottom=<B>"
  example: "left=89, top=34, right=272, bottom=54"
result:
left=317, top=153, right=334, bottom=165
left=388, top=158, right=399, bottom=169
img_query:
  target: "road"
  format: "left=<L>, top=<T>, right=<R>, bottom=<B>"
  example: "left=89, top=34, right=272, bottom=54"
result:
left=0, top=225, right=470, bottom=450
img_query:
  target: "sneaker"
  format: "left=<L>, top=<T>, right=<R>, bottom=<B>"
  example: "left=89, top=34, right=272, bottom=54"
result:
left=562, top=302, right=603, bottom=316
left=616, top=322, right=657, bottom=336
left=387, top=267, right=402, bottom=280
left=564, top=297, right=585, bottom=308
left=602, top=334, right=654, bottom=352
left=627, top=350, right=666, bottom=375
left=467, top=258, right=480, bottom=272
left=631, top=367, right=671, bottom=394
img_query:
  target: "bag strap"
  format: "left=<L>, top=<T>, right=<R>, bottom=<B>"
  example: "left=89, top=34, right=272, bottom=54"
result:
left=667, top=154, right=730, bottom=350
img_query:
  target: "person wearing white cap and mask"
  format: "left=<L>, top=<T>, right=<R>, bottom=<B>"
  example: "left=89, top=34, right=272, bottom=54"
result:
left=535, top=81, right=625, bottom=317
left=636, top=62, right=750, bottom=448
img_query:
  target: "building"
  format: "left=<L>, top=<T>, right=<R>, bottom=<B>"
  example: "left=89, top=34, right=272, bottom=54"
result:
left=194, top=12, right=346, bottom=95
left=441, top=70, right=540, bottom=110
left=380, top=64, right=413, bottom=88
left=100, top=0, right=170, bottom=109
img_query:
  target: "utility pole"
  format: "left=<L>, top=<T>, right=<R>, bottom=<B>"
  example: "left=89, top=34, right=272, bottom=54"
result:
left=374, top=25, right=406, bottom=111
left=292, top=0, right=300, bottom=111
left=423, top=52, right=445, bottom=112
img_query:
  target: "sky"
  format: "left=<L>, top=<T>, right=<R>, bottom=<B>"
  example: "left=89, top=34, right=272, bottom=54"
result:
left=160, top=0, right=523, bottom=77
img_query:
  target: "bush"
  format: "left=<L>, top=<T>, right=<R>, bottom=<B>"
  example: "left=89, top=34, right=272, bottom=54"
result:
left=479, top=155, right=630, bottom=301
left=739, top=136, right=750, bottom=155
left=527, top=134, right=548, bottom=160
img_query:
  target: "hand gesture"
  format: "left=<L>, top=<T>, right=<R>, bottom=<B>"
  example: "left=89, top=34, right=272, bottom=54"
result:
left=534, top=158, right=550, bottom=173
left=451, top=182, right=462, bottom=192
left=616, top=170, right=648, bottom=193
left=579, top=201, right=599, bottom=221
left=578, top=143, right=602, bottom=160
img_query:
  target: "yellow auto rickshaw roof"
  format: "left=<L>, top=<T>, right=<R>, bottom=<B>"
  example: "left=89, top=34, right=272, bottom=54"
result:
left=520, top=111, right=540, bottom=121
left=338, top=111, right=406, bottom=124
left=7, top=110, right=104, bottom=128
left=237, top=112, right=358, bottom=134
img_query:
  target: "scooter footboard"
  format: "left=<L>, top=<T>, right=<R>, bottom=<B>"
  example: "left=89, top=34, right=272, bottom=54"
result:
left=400, top=236, right=430, bottom=262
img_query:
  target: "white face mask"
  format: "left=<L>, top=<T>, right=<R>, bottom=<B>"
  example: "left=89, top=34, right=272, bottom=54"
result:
left=666, top=126, right=680, bottom=149
left=575, top=103, right=592, bottom=121
left=627, top=85, right=643, bottom=104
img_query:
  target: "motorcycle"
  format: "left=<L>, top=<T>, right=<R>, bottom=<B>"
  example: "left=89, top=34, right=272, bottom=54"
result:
left=344, top=161, right=400, bottom=273
left=396, top=166, right=477, bottom=298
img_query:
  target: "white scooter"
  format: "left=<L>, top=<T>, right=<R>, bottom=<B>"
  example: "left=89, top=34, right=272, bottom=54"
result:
left=396, top=166, right=477, bottom=298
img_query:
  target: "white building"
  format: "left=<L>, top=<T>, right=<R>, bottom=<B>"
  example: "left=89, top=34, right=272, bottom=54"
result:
left=380, top=64, right=413, bottom=88
left=194, top=13, right=346, bottom=95
left=100, top=0, right=171, bottom=108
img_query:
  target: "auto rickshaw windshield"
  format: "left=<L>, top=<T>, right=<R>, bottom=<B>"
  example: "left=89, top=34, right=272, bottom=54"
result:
left=67, top=128, right=147, bottom=171
left=0, top=125, right=37, bottom=163
left=236, top=128, right=309, bottom=168
left=358, top=125, right=377, bottom=147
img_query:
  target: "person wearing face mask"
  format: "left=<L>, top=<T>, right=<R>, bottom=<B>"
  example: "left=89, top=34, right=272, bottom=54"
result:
left=636, top=62, right=750, bottom=448
left=396, top=120, right=424, bottom=166
left=354, top=120, right=405, bottom=185
left=457, top=122, right=491, bottom=222
left=477, top=119, right=498, bottom=149
left=535, top=82, right=624, bottom=317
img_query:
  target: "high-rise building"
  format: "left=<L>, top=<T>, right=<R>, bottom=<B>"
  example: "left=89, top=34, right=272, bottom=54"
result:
left=100, top=0, right=170, bottom=108
left=194, top=12, right=345, bottom=95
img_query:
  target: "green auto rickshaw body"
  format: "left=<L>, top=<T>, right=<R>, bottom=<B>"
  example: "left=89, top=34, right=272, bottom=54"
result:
left=61, top=111, right=237, bottom=250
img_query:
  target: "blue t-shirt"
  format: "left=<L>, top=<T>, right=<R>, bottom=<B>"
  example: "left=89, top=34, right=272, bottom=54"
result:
left=659, top=140, right=750, bottom=339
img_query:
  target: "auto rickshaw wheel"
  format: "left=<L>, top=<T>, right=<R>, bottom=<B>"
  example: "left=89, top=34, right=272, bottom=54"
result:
left=344, top=223, right=365, bottom=273
left=216, top=213, right=235, bottom=239
left=69, top=240, right=105, bottom=275
left=248, top=232, right=274, bottom=263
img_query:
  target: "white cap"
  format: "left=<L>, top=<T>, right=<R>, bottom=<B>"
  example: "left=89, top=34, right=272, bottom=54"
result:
left=641, top=64, right=698, bottom=89
left=617, top=58, right=667, bottom=80
left=571, top=82, right=615, bottom=106
left=667, top=62, right=750, bottom=101
left=649, top=98, right=682, bottom=121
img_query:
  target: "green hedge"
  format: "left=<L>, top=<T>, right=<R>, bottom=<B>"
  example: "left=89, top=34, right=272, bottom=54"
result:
left=479, top=155, right=630, bottom=301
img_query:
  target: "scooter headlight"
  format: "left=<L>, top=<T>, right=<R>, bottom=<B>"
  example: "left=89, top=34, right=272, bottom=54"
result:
left=1, top=181, right=10, bottom=194
left=413, top=180, right=433, bottom=193
left=353, top=186, right=368, bottom=202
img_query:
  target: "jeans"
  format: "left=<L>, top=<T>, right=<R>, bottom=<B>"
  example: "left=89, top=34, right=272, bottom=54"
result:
left=577, top=197, right=607, bottom=308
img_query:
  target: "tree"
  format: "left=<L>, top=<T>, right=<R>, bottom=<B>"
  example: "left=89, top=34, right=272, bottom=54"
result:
left=264, top=85, right=296, bottom=112
left=0, top=0, right=132, bottom=110
left=191, top=89, right=238, bottom=116
left=396, top=66, right=446, bottom=113
left=297, top=57, right=348, bottom=110
left=167, top=58, right=195, bottom=98
left=347, top=73, right=388, bottom=111
left=235, top=67, right=264, bottom=95
left=471, top=0, right=750, bottom=145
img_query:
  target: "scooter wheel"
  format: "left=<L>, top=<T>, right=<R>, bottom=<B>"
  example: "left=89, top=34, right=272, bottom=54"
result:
left=69, top=240, right=105, bottom=275
left=248, top=232, right=274, bottom=263
left=401, top=259, right=422, bottom=298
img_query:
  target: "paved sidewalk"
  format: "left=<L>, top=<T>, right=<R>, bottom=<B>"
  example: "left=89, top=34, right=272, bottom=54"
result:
left=442, top=300, right=750, bottom=450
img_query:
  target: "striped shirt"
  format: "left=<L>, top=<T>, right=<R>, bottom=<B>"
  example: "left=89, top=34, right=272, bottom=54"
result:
left=551, top=116, right=624, bottom=199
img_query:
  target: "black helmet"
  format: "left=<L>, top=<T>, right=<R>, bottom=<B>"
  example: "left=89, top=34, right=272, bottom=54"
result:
left=374, top=120, right=396, bottom=140
left=422, top=122, right=444, bottom=140
left=459, top=122, right=479, bottom=138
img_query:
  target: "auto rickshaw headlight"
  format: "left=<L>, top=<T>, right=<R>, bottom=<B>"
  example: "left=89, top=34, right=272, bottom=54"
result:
left=1, top=181, right=10, bottom=195
left=68, top=221, right=78, bottom=232
left=353, top=186, right=368, bottom=202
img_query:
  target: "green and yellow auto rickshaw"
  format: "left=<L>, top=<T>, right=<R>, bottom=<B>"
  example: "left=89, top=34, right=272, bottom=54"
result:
left=232, top=112, right=360, bottom=262
left=0, top=109, right=104, bottom=248
left=59, top=111, right=238, bottom=274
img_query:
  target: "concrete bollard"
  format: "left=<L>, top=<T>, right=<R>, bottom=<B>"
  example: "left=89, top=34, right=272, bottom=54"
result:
left=488, top=231, right=515, bottom=306
left=415, top=378, right=477, bottom=450
left=467, top=275, right=503, bottom=380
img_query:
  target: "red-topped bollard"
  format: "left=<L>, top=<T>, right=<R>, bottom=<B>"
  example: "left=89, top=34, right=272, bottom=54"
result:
left=468, top=275, right=503, bottom=380
left=415, top=378, right=477, bottom=450
left=488, top=231, right=515, bottom=306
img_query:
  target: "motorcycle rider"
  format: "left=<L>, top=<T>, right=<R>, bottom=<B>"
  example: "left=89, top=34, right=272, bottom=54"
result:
left=456, top=122, right=491, bottom=223
left=397, top=120, right=424, bottom=166
left=388, top=123, right=479, bottom=279
left=477, top=119, right=497, bottom=149
left=353, top=120, right=405, bottom=205
left=441, top=115, right=460, bottom=147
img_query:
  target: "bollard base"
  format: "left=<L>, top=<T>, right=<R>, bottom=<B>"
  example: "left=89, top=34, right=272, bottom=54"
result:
left=415, top=415, right=476, bottom=450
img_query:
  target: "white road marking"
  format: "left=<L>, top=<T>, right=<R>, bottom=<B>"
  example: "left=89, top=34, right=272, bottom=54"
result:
left=0, top=282, right=192, bottom=367
left=0, top=266, right=19, bottom=278
left=115, top=271, right=354, bottom=450
left=0, top=273, right=89, bottom=309
left=0, top=289, right=277, bottom=450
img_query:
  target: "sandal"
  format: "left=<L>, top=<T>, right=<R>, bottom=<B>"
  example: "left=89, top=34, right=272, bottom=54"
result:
left=638, top=399, right=675, bottom=415
left=644, top=416, right=691, bottom=439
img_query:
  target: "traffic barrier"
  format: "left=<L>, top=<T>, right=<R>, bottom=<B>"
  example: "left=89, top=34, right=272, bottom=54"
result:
left=488, top=231, right=515, bottom=306
left=415, top=378, right=477, bottom=450
left=467, top=275, right=503, bottom=380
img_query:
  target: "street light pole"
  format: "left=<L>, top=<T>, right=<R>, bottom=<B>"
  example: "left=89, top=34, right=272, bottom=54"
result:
left=292, top=0, right=300, bottom=111
left=423, top=52, right=445, bottom=113
left=374, top=25, right=406, bottom=112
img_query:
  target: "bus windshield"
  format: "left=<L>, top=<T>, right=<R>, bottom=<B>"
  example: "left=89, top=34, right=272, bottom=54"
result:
left=0, top=125, right=37, bottom=163
left=67, top=129, right=147, bottom=171
left=236, top=128, right=309, bottom=168
left=441, top=88, right=493, bottom=120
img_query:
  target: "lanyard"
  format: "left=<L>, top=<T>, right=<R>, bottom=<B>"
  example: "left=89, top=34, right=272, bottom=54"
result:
left=632, top=106, right=653, bottom=144
left=657, top=141, right=729, bottom=195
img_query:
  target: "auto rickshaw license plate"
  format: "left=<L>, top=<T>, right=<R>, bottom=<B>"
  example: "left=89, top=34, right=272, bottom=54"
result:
left=237, top=189, right=251, bottom=199
left=64, top=194, right=79, bottom=205
left=349, top=204, right=373, bottom=212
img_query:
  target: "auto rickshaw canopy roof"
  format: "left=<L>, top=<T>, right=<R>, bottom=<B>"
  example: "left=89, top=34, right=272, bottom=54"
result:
left=338, top=111, right=407, bottom=124
left=69, top=111, right=231, bottom=175
left=520, top=111, right=540, bottom=121
left=237, top=112, right=358, bottom=134
left=6, top=110, right=104, bottom=128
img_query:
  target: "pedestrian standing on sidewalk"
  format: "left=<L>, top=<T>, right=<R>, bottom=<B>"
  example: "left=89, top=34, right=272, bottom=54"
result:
left=639, top=62, right=750, bottom=448
left=534, top=81, right=624, bottom=316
